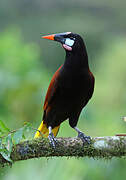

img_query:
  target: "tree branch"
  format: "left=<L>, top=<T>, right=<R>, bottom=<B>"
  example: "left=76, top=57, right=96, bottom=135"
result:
left=1, top=136, right=126, bottom=166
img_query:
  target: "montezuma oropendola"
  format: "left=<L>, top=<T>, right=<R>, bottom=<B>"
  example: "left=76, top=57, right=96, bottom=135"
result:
left=34, top=32, right=95, bottom=147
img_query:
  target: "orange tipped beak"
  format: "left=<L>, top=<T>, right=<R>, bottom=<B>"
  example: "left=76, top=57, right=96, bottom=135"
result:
left=41, top=32, right=72, bottom=44
left=42, top=34, right=55, bottom=41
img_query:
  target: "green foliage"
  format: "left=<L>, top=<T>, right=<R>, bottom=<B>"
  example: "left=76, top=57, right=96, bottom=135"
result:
left=0, top=121, right=13, bottom=162
left=0, top=120, right=10, bottom=133
left=0, top=29, right=50, bottom=163
left=0, top=120, right=34, bottom=163
left=0, top=29, right=49, bottom=128
left=13, top=128, right=24, bottom=144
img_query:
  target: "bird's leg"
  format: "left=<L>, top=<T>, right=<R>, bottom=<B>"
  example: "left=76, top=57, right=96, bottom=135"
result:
left=74, top=127, right=91, bottom=144
left=48, top=126, right=57, bottom=148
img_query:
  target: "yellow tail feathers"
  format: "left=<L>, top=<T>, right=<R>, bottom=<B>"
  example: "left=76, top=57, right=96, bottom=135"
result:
left=34, top=121, right=60, bottom=138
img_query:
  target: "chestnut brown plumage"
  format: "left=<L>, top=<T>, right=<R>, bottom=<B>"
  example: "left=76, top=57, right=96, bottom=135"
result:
left=34, top=32, right=95, bottom=147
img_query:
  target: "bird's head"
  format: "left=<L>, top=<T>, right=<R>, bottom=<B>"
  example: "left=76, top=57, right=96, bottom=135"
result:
left=42, top=32, right=85, bottom=52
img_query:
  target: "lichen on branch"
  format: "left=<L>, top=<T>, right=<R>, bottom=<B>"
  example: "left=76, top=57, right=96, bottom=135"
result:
left=1, top=136, right=126, bottom=166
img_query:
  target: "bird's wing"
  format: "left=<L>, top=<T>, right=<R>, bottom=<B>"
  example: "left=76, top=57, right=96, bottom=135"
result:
left=43, top=65, right=63, bottom=112
left=34, top=65, right=63, bottom=138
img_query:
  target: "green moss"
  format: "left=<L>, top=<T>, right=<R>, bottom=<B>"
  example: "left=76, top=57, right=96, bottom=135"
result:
left=1, top=136, right=126, bottom=167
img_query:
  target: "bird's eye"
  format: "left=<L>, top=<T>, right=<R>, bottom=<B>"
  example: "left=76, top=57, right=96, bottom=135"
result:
left=65, top=38, right=75, bottom=47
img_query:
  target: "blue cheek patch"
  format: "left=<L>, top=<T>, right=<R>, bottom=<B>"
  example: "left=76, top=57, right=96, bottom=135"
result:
left=65, top=38, right=75, bottom=47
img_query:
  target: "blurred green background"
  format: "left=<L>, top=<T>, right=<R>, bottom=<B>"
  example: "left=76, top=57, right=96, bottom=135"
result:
left=0, top=0, right=126, bottom=179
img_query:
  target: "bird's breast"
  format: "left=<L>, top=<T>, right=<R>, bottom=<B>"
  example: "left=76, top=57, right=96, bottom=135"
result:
left=59, top=69, right=93, bottom=103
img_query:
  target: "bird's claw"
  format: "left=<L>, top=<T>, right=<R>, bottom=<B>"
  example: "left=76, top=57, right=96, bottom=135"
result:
left=78, top=132, right=91, bottom=145
left=48, top=133, right=58, bottom=148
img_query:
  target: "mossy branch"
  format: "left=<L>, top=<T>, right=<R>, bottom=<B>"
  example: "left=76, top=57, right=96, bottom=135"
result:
left=1, top=136, right=126, bottom=166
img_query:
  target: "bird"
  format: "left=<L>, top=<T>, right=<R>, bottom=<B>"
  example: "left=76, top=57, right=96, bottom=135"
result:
left=34, top=32, right=95, bottom=147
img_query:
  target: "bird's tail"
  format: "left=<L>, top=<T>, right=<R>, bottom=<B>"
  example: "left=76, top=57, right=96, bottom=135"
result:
left=34, top=121, right=60, bottom=138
